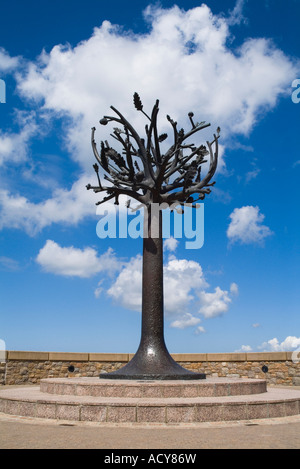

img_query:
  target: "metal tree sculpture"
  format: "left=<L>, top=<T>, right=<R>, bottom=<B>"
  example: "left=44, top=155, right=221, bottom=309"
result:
left=87, top=93, right=219, bottom=380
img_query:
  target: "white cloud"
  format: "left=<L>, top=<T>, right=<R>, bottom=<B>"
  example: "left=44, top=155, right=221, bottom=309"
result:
left=0, top=256, right=20, bottom=271
left=36, top=240, right=121, bottom=278
left=0, top=174, right=99, bottom=235
left=163, top=237, right=178, bottom=252
left=245, top=167, right=261, bottom=183
left=108, top=255, right=206, bottom=316
left=198, top=286, right=232, bottom=318
left=230, top=282, right=239, bottom=296
left=0, top=114, right=38, bottom=166
left=94, top=280, right=104, bottom=298
left=16, top=4, right=298, bottom=157
left=164, top=258, right=208, bottom=315
left=170, top=313, right=201, bottom=329
left=108, top=254, right=208, bottom=315
left=227, top=0, right=247, bottom=26
left=227, top=205, right=273, bottom=245
left=259, top=336, right=300, bottom=352
left=0, top=48, right=20, bottom=71
left=252, top=323, right=260, bottom=328
left=107, top=254, right=143, bottom=311
left=107, top=252, right=236, bottom=327
left=235, top=345, right=253, bottom=352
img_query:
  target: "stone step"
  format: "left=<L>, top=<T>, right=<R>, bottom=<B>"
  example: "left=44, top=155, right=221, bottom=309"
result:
left=0, top=384, right=300, bottom=424
left=40, top=377, right=267, bottom=398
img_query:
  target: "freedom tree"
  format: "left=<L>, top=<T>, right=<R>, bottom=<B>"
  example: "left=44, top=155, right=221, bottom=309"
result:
left=87, top=93, right=219, bottom=379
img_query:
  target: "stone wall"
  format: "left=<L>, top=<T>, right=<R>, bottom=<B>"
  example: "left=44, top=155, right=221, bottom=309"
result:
left=1, top=351, right=299, bottom=386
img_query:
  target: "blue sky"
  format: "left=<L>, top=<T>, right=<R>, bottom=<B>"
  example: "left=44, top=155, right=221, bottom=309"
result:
left=0, top=0, right=299, bottom=354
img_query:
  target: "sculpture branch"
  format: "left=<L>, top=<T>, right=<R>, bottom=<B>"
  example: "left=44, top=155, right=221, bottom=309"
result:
left=87, top=93, right=219, bottom=208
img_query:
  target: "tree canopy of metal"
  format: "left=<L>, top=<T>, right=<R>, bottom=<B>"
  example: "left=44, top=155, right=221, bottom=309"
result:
left=87, top=92, right=219, bottom=210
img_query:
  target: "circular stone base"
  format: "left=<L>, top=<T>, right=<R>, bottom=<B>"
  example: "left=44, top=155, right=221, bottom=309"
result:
left=1, top=378, right=300, bottom=424
left=40, top=377, right=267, bottom=398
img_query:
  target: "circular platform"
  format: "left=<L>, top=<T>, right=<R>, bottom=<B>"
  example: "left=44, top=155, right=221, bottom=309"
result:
left=40, top=377, right=267, bottom=398
left=0, top=377, right=300, bottom=424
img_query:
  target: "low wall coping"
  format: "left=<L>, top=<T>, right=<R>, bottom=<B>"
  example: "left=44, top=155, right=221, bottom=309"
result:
left=48, top=352, right=89, bottom=362
left=89, top=353, right=129, bottom=362
left=5, top=351, right=292, bottom=362
left=245, top=352, right=288, bottom=361
left=7, top=351, right=49, bottom=361
left=206, top=353, right=248, bottom=362
left=171, top=353, right=208, bottom=362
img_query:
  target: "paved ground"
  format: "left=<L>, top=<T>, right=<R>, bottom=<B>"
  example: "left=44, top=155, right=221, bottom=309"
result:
left=0, top=385, right=299, bottom=449
left=0, top=413, right=300, bottom=449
